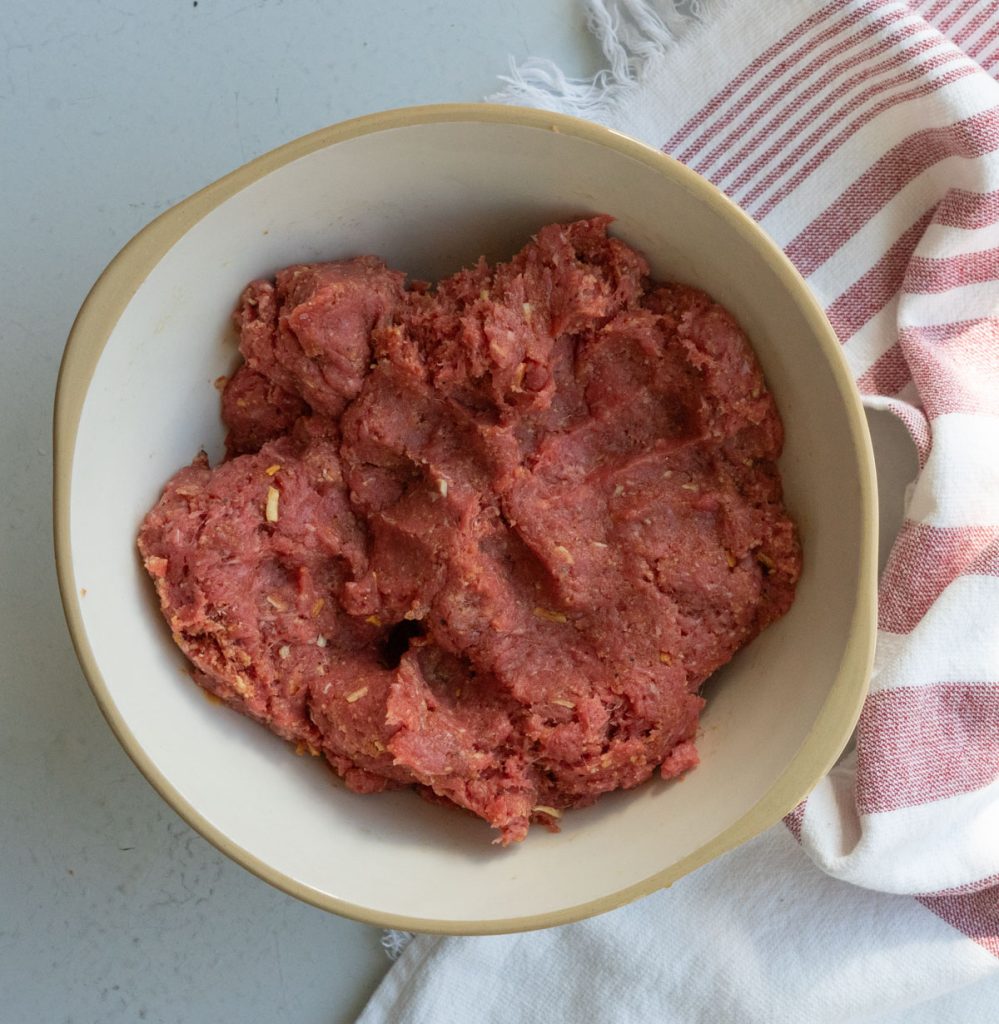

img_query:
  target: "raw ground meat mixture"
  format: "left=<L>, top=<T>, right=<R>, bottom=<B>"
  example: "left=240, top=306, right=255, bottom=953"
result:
left=138, top=217, right=801, bottom=844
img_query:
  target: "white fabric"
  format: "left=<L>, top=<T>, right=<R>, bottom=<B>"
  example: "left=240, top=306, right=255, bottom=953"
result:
left=360, top=831, right=999, bottom=1023
left=906, top=414, right=999, bottom=527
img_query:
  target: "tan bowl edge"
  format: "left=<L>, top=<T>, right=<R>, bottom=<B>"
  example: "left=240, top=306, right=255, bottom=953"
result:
left=53, top=102, right=879, bottom=936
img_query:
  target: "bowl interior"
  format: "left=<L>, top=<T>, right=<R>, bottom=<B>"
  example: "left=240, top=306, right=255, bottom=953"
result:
left=63, top=112, right=874, bottom=931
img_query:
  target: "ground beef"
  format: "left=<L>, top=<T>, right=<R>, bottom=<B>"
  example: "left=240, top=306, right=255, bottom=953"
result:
left=138, top=217, right=801, bottom=844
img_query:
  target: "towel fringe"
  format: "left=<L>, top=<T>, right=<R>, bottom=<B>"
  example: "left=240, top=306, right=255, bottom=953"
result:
left=490, top=0, right=732, bottom=124
left=381, top=928, right=415, bottom=961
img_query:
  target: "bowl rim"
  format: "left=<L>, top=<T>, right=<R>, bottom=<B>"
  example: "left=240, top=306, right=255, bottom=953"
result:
left=53, top=102, right=878, bottom=935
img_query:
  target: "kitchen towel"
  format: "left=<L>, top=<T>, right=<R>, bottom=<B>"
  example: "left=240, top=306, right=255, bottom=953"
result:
left=359, top=1, right=999, bottom=1019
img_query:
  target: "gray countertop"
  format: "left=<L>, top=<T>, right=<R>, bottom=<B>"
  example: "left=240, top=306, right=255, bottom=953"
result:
left=2, top=4, right=598, bottom=1021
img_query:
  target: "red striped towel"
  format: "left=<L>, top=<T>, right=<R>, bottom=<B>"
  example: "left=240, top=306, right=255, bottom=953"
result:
left=361, top=2, right=999, bottom=1020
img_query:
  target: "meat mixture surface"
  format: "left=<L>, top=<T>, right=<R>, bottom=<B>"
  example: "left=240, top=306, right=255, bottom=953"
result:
left=138, top=217, right=801, bottom=844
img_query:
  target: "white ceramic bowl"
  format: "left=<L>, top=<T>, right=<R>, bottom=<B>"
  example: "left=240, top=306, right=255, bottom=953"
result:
left=55, top=104, right=877, bottom=934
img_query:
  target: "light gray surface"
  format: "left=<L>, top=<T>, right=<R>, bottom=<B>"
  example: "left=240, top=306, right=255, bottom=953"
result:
left=1, top=4, right=599, bottom=1022
left=2, top=3, right=920, bottom=1023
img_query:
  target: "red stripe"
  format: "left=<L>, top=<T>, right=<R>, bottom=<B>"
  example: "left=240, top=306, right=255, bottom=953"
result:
left=978, top=46, right=999, bottom=73
left=665, top=0, right=870, bottom=157
left=884, top=399, right=932, bottom=467
left=939, top=0, right=984, bottom=34
left=682, top=1, right=907, bottom=165
left=825, top=209, right=935, bottom=342
left=922, top=3, right=999, bottom=70
left=913, top=0, right=960, bottom=24
left=904, top=246, right=999, bottom=292
left=856, top=683, right=999, bottom=814
left=784, top=802, right=806, bottom=841
left=784, top=107, right=999, bottom=276
left=934, top=187, right=999, bottom=227
left=879, top=523, right=999, bottom=634
left=900, top=318, right=999, bottom=418
left=965, top=21, right=999, bottom=63
left=720, top=31, right=948, bottom=194
left=856, top=341, right=911, bottom=395
left=952, top=2, right=999, bottom=46
left=902, top=317, right=999, bottom=342
left=694, top=7, right=918, bottom=178
left=917, top=886, right=999, bottom=959
left=745, top=58, right=976, bottom=218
